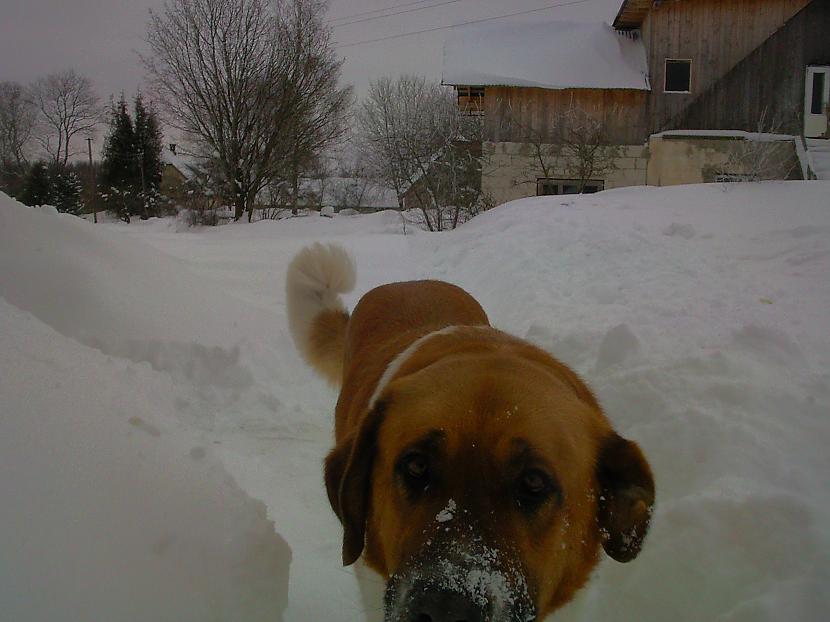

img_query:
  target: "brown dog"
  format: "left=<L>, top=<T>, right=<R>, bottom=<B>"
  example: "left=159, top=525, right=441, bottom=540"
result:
left=286, top=243, right=655, bottom=622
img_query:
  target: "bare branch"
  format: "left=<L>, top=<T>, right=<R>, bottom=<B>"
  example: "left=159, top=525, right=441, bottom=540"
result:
left=29, top=70, right=101, bottom=168
left=144, top=0, right=350, bottom=220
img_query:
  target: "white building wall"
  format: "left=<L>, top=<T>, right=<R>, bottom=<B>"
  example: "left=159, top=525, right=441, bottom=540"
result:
left=482, top=142, right=648, bottom=206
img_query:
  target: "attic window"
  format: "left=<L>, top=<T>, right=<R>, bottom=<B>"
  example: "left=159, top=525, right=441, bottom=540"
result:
left=457, top=86, right=485, bottom=116
left=665, top=59, right=692, bottom=93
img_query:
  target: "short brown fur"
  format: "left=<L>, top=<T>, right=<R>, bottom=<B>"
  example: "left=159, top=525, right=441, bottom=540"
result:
left=307, top=309, right=350, bottom=386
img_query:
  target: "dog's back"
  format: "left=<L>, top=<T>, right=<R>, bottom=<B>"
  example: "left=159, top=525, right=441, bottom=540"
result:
left=286, top=244, right=489, bottom=391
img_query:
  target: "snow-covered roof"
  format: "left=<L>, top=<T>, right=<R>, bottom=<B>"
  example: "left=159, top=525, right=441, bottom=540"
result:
left=442, top=20, right=650, bottom=91
left=161, top=148, right=201, bottom=180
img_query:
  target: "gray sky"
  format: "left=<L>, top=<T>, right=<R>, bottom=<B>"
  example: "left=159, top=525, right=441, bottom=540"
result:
left=0, top=0, right=620, bottom=149
left=1, top=0, right=621, bottom=95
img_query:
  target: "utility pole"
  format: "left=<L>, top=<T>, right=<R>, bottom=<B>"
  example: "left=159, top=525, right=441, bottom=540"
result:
left=138, top=147, right=148, bottom=220
left=86, top=137, right=97, bottom=223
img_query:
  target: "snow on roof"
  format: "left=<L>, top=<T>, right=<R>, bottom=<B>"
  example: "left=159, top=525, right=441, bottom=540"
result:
left=442, top=20, right=650, bottom=91
left=161, top=148, right=200, bottom=180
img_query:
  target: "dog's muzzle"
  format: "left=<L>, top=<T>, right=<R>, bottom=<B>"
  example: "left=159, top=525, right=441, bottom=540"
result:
left=383, top=507, right=536, bottom=622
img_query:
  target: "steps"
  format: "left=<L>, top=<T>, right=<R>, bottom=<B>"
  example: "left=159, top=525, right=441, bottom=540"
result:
left=805, top=139, right=830, bottom=180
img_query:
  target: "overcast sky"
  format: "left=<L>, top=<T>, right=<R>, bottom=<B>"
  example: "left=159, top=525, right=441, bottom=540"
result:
left=0, top=0, right=620, bottom=150
left=1, top=0, right=622, bottom=94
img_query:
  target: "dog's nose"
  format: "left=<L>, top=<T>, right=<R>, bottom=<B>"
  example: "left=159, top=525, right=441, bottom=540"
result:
left=409, top=589, right=486, bottom=622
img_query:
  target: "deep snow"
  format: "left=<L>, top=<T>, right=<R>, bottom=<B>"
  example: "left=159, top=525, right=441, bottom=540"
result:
left=1, top=181, right=829, bottom=621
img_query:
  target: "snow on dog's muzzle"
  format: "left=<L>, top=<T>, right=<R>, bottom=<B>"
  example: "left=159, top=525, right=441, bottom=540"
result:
left=383, top=503, right=536, bottom=622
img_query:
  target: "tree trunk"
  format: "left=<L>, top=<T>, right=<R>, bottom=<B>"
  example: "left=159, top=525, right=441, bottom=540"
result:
left=290, top=158, right=300, bottom=216
left=233, top=194, right=245, bottom=221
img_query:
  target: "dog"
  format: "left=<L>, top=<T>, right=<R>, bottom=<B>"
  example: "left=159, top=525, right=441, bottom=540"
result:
left=286, top=243, right=655, bottom=622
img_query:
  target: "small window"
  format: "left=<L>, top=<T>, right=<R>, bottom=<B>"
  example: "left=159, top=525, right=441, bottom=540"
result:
left=457, top=86, right=485, bottom=116
left=536, top=178, right=604, bottom=196
left=665, top=59, right=691, bottom=93
left=811, top=71, right=825, bottom=114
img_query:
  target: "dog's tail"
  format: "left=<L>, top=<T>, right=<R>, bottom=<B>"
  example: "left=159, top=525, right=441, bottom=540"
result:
left=286, top=243, right=356, bottom=386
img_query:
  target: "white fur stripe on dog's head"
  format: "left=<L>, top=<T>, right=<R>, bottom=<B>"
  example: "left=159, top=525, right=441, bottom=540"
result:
left=368, top=325, right=460, bottom=410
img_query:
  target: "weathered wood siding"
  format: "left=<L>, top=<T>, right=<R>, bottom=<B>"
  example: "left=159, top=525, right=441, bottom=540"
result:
left=483, top=86, right=650, bottom=145
left=676, top=0, right=830, bottom=133
left=642, top=0, right=811, bottom=131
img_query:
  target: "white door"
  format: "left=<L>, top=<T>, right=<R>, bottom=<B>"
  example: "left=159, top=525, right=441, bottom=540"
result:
left=805, top=65, right=830, bottom=138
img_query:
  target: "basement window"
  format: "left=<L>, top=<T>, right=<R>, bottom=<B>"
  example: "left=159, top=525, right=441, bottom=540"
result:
left=536, top=178, right=604, bottom=195
left=665, top=59, right=692, bottom=93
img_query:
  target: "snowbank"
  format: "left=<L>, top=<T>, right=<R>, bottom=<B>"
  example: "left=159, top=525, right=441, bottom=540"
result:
left=0, top=201, right=290, bottom=621
left=2, top=181, right=829, bottom=621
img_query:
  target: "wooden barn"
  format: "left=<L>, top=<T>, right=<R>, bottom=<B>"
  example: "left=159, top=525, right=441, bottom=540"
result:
left=443, top=0, right=830, bottom=205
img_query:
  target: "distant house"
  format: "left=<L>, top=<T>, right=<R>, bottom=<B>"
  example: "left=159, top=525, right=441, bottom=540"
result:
left=261, top=176, right=399, bottom=213
left=300, top=177, right=399, bottom=212
left=444, top=0, right=830, bottom=205
left=160, top=144, right=199, bottom=201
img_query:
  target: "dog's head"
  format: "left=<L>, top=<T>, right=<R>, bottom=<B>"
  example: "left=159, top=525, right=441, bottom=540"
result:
left=326, top=346, right=654, bottom=622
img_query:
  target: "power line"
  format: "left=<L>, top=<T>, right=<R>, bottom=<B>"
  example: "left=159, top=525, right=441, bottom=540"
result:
left=331, top=0, right=470, bottom=28
left=335, top=0, right=597, bottom=49
left=327, top=0, right=445, bottom=24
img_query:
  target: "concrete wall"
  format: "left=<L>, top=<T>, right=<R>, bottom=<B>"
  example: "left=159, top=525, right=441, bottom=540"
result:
left=646, top=134, right=800, bottom=186
left=482, top=142, right=648, bottom=206
left=482, top=135, right=801, bottom=205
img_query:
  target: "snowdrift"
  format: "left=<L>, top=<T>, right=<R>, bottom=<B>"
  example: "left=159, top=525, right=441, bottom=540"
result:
left=1, top=182, right=829, bottom=621
left=0, top=202, right=291, bottom=622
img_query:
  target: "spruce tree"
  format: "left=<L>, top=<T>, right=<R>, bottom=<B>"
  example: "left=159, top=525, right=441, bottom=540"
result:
left=133, top=92, right=164, bottom=218
left=101, top=94, right=138, bottom=220
left=20, top=161, right=52, bottom=206
left=51, top=169, right=83, bottom=215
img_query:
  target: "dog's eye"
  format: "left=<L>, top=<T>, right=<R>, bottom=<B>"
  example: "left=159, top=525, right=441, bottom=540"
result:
left=517, top=469, right=557, bottom=510
left=522, top=470, right=547, bottom=494
left=397, top=452, right=431, bottom=495
left=403, top=453, right=429, bottom=480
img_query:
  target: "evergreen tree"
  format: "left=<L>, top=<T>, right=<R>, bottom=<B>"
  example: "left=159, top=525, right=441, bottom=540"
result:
left=133, top=92, right=164, bottom=218
left=100, top=94, right=138, bottom=220
left=51, top=168, right=83, bottom=215
left=20, top=161, right=52, bottom=206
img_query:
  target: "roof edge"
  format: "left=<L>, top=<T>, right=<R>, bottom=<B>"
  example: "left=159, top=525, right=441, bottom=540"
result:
left=612, top=0, right=647, bottom=30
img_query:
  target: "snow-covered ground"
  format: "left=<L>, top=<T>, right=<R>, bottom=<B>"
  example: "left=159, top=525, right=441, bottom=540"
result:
left=1, top=181, right=829, bottom=621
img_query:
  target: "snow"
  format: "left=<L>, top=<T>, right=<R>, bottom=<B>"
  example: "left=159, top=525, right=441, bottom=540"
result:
left=161, top=147, right=201, bottom=180
left=442, top=21, right=650, bottom=91
left=2, top=180, right=830, bottom=621
left=805, top=139, right=830, bottom=180
left=654, top=129, right=796, bottom=142
left=436, top=499, right=458, bottom=523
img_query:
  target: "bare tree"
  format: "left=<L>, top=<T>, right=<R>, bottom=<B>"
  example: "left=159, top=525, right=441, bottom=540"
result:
left=144, top=0, right=349, bottom=221
left=279, top=0, right=352, bottom=215
left=29, top=70, right=100, bottom=168
left=356, top=75, right=488, bottom=231
left=513, top=104, right=621, bottom=193
left=714, top=108, right=798, bottom=182
left=330, top=160, right=372, bottom=211
left=354, top=76, right=411, bottom=208
left=0, top=81, right=37, bottom=168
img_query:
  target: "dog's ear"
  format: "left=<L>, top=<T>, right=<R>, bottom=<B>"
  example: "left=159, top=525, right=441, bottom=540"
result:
left=324, top=401, right=387, bottom=566
left=596, top=432, right=655, bottom=563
